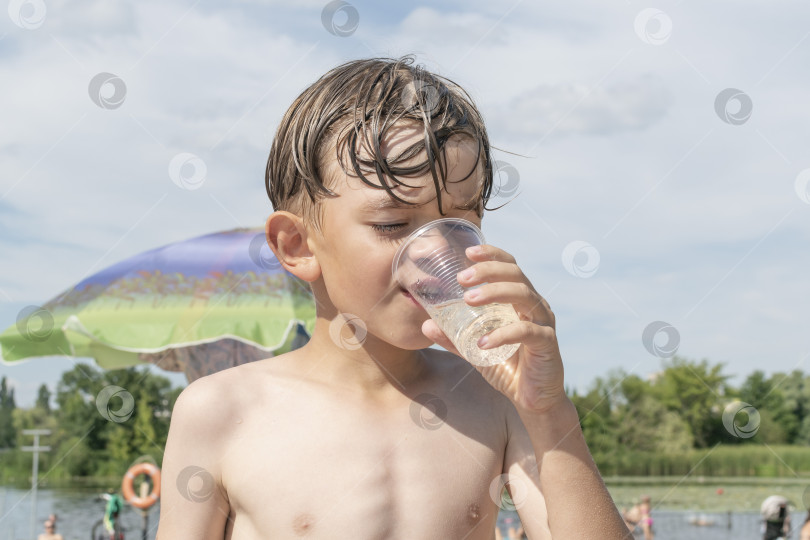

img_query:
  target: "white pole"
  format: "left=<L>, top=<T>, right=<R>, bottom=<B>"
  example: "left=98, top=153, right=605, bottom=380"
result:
left=31, top=435, right=38, bottom=540
left=21, top=429, right=50, bottom=540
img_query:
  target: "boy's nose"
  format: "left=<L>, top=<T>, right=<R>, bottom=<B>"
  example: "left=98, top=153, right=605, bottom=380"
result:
left=408, top=230, right=452, bottom=269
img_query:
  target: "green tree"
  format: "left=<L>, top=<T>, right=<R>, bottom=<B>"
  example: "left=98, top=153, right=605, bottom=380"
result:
left=35, top=383, right=51, bottom=413
left=53, top=363, right=180, bottom=477
left=60, top=434, right=95, bottom=477
left=0, top=376, right=17, bottom=448
left=105, top=422, right=135, bottom=474
left=571, top=372, right=629, bottom=475
left=751, top=409, right=788, bottom=444
left=738, top=371, right=798, bottom=444
left=0, top=364, right=183, bottom=482
left=615, top=394, right=693, bottom=453
left=133, top=388, right=158, bottom=455
left=587, top=371, right=695, bottom=455
left=797, top=414, right=810, bottom=445
left=55, top=363, right=108, bottom=453
left=765, top=370, right=806, bottom=443
left=650, top=357, right=729, bottom=447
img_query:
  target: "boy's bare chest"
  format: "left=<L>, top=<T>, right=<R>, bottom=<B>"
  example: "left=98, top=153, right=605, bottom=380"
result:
left=220, top=383, right=505, bottom=539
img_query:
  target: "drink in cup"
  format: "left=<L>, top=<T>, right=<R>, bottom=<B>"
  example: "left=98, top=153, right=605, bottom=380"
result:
left=392, top=218, right=520, bottom=367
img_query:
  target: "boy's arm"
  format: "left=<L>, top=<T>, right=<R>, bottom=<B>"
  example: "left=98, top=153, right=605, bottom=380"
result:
left=502, top=403, right=551, bottom=539
left=157, top=379, right=231, bottom=540
left=423, top=243, right=630, bottom=540
left=515, top=397, right=630, bottom=539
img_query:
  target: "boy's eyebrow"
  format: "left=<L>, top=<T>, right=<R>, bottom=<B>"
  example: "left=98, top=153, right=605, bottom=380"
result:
left=362, top=198, right=430, bottom=211
left=361, top=197, right=478, bottom=212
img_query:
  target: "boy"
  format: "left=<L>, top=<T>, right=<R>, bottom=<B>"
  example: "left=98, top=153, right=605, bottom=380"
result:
left=157, top=56, right=630, bottom=539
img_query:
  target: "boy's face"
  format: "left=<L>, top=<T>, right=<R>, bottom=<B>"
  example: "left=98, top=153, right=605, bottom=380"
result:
left=309, top=123, right=484, bottom=351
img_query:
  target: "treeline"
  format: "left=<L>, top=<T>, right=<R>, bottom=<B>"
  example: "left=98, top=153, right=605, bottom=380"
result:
left=0, top=365, right=183, bottom=485
left=2, top=356, right=810, bottom=483
left=571, top=356, right=810, bottom=476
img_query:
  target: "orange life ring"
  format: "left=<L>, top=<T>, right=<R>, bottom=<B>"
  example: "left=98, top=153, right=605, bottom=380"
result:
left=121, top=463, right=161, bottom=509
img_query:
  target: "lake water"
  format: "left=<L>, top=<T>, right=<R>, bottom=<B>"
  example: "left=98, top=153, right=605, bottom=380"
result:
left=498, top=508, right=807, bottom=539
left=1, top=484, right=808, bottom=539
left=0, top=487, right=159, bottom=540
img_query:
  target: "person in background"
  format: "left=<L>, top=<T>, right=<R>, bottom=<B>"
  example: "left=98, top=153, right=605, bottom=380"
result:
left=623, top=494, right=654, bottom=540
left=101, top=488, right=125, bottom=539
left=761, top=495, right=791, bottom=540
left=37, top=518, right=64, bottom=540
left=638, top=494, right=654, bottom=540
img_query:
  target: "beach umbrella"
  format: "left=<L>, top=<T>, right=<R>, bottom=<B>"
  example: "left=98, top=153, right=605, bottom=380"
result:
left=0, top=228, right=315, bottom=382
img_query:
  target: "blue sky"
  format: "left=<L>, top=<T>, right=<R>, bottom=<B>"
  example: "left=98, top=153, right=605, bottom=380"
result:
left=2, top=0, right=809, bottom=406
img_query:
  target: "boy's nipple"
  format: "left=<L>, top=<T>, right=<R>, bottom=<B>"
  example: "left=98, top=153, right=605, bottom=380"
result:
left=292, top=513, right=316, bottom=536
left=467, top=502, right=481, bottom=525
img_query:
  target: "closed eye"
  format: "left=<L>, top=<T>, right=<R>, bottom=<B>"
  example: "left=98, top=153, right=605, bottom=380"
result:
left=371, top=223, right=407, bottom=233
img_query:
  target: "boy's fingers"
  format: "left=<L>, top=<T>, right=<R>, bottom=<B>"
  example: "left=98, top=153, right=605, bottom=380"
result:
left=478, top=321, right=559, bottom=358
left=466, top=244, right=516, bottom=264
left=457, top=261, right=524, bottom=287
left=421, top=319, right=460, bottom=356
left=462, top=282, right=554, bottom=327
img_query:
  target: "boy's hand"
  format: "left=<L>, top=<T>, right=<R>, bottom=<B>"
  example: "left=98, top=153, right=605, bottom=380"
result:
left=421, top=244, right=566, bottom=414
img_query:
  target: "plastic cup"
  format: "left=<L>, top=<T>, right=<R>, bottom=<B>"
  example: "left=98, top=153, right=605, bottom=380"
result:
left=392, top=218, right=520, bottom=366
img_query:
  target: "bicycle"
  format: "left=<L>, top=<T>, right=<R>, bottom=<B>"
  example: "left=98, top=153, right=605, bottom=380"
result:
left=89, top=517, right=126, bottom=540
left=89, top=493, right=130, bottom=540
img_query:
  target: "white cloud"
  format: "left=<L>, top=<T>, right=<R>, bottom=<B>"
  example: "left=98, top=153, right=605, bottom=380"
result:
left=44, top=0, right=137, bottom=38
left=398, top=6, right=509, bottom=47
left=494, top=74, right=672, bottom=139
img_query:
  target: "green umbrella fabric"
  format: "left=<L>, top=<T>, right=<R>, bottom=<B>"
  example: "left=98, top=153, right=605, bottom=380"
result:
left=1, top=228, right=315, bottom=380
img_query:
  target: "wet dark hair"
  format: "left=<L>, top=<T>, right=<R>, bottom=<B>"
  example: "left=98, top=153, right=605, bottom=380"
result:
left=265, top=55, right=495, bottom=229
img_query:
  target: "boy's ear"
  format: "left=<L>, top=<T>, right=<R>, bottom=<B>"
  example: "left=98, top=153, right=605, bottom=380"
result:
left=265, top=211, right=321, bottom=282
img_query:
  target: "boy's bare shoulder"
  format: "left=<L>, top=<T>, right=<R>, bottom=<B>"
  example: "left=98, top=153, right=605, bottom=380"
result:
left=171, top=356, right=286, bottom=433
